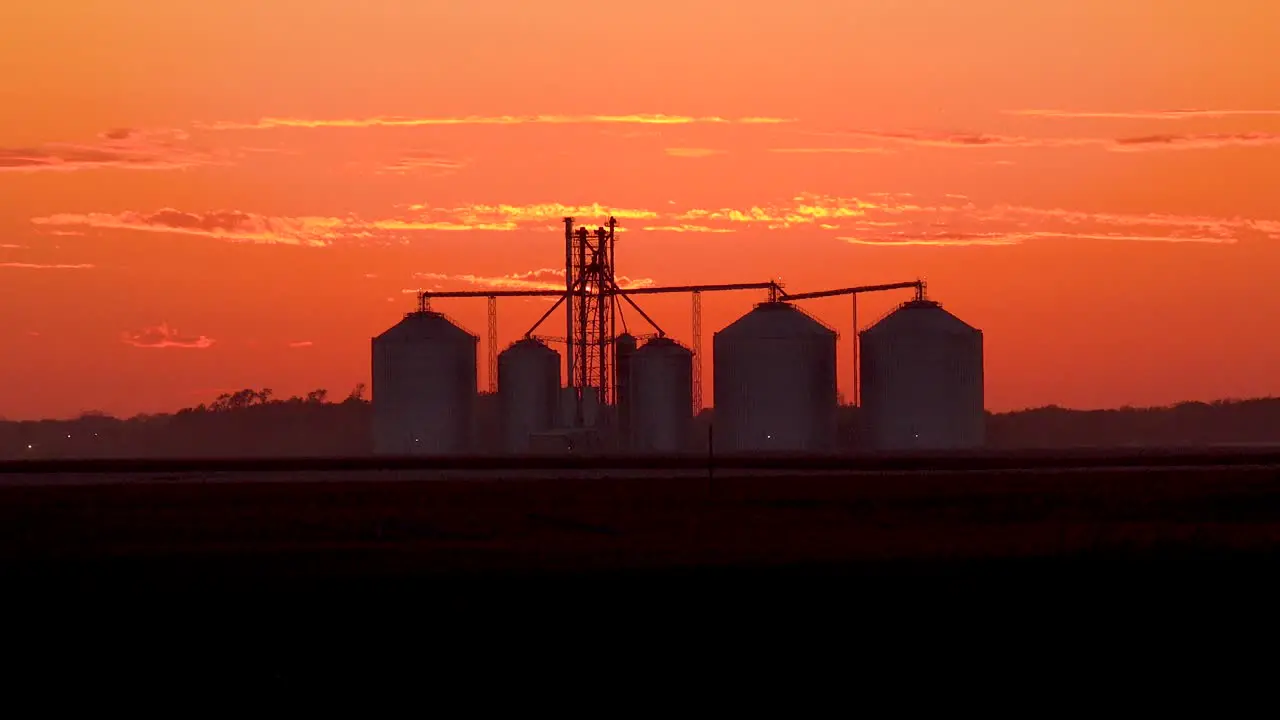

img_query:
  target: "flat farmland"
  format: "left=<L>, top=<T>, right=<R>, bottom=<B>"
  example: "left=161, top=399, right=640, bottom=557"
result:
left=4, top=460, right=1280, bottom=579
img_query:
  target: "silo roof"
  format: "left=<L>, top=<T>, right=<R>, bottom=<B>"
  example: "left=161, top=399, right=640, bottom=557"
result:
left=374, top=310, right=477, bottom=342
left=862, top=299, right=979, bottom=336
left=638, top=336, right=693, bottom=354
left=715, top=301, right=836, bottom=339
left=501, top=337, right=557, bottom=355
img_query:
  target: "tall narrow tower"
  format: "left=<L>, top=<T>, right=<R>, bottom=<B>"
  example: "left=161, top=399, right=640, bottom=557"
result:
left=563, top=216, right=619, bottom=426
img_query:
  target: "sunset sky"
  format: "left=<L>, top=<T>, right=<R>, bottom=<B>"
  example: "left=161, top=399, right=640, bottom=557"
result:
left=3, top=0, right=1280, bottom=420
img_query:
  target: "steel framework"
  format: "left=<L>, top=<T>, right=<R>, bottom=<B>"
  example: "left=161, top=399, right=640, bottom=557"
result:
left=415, top=216, right=926, bottom=426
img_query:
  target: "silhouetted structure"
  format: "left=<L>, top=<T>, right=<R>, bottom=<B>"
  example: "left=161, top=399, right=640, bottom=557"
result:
left=614, top=333, right=637, bottom=451
left=860, top=299, right=985, bottom=450
left=497, top=339, right=561, bottom=453
left=371, top=310, right=477, bottom=454
left=400, top=217, right=932, bottom=454
left=629, top=337, right=694, bottom=453
left=5, top=394, right=1280, bottom=460
left=714, top=302, right=838, bottom=453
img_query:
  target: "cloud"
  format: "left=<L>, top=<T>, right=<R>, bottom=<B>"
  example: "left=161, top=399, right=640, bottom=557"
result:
left=840, top=230, right=1235, bottom=247
left=817, top=129, right=1280, bottom=153
left=840, top=232, right=1021, bottom=247
left=768, top=147, right=895, bottom=154
left=201, top=114, right=796, bottom=131
left=370, top=219, right=518, bottom=232
left=674, top=193, right=878, bottom=229
left=833, top=200, right=1271, bottom=247
left=30, top=202, right=662, bottom=243
left=988, top=205, right=1275, bottom=240
left=0, top=262, right=95, bottom=269
left=122, top=323, right=215, bottom=349
left=664, top=148, right=727, bottom=158
left=1007, top=109, right=1280, bottom=120
left=32, top=209, right=352, bottom=247
left=0, top=243, right=26, bottom=249
left=416, top=268, right=567, bottom=291
left=34, top=193, right=1276, bottom=250
left=0, top=128, right=218, bottom=173
left=401, top=202, right=661, bottom=230
left=378, top=152, right=467, bottom=175
left=830, top=130, right=1096, bottom=149
left=1110, top=132, right=1280, bottom=151
left=641, top=225, right=735, bottom=233
left=413, top=267, right=655, bottom=292
left=287, top=340, right=314, bottom=348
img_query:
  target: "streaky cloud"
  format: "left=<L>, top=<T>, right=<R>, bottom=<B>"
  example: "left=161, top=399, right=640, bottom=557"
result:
left=664, top=148, right=727, bottom=158
left=841, top=231, right=1235, bottom=247
left=0, top=128, right=219, bottom=173
left=0, top=262, right=96, bottom=269
left=641, top=225, right=735, bottom=233
left=840, top=233, right=1020, bottom=247
left=768, top=147, right=894, bottom=154
left=122, top=322, right=215, bottom=349
left=1111, top=132, right=1280, bottom=151
left=1008, top=109, right=1280, bottom=120
left=378, top=152, right=467, bottom=175
left=412, top=268, right=654, bottom=293
left=32, top=209, right=349, bottom=247
left=816, top=129, right=1280, bottom=152
left=200, top=114, right=797, bottom=131
left=833, top=130, right=1097, bottom=149
left=32, top=194, right=1275, bottom=250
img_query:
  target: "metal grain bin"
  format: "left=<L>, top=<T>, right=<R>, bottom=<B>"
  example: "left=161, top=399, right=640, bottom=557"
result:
left=713, top=302, right=838, bottom=452
left=630, top=337, right=694, bottom=453
left=498, top=338, right=561, bottom=452
left=859, top=299, right=984, bottom=450
left=371, top=310, right=478, bottom=454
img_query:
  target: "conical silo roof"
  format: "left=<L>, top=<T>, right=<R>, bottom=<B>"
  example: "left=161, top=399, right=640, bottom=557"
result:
left=715, top=301, right=836, bottom=339
left=375, top=310, right=477, bottom=343
left=862, top=300, right=979, bottom=337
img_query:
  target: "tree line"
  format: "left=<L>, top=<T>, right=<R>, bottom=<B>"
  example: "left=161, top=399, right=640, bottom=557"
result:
left=2, top=390, right=1279, bottom=460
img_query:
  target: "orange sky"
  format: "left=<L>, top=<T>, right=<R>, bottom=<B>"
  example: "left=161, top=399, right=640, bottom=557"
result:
left=3, top=0, right=1280, bottom=420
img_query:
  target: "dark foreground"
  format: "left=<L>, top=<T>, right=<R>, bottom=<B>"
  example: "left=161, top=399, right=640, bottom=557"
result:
left=5, top=453, right=1280, bottom=666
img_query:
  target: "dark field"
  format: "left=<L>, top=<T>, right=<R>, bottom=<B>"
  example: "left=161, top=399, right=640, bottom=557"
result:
left=4, top=453, right=1280, bottom=586
left=7, top=454, right=1280, bottom=667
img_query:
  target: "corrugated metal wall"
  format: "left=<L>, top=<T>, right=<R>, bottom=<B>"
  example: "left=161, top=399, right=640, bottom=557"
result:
left=630, top=338, right=693, bottom=452
left=371, top=311, right=478, bottom=455
left=860, top=300, right=984, bottom=450
left=713, top=302, right=838, bottom=452
left=497, top=339, right=561, bottom=453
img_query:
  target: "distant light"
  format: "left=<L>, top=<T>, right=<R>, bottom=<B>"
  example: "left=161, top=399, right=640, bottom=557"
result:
left=66, top=434, right=72, bottom=439
left=26, top=444, right=32, bottom=450
left=767, top=434, right=772, bottom=440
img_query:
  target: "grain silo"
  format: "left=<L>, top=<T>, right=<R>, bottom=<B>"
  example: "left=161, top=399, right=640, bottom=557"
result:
left=497, top=338, right=561, bottom=452
left=713, top=301, right=838, bottom=453
left=630, top=337, right=693, bottom=453
left=557, top=386, right=604, bottom=428
left=614, top=333, right=638, bottom=450
left=859, top=299, right=984, bottom=451
left=371, top=310, right=478, bottom=455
